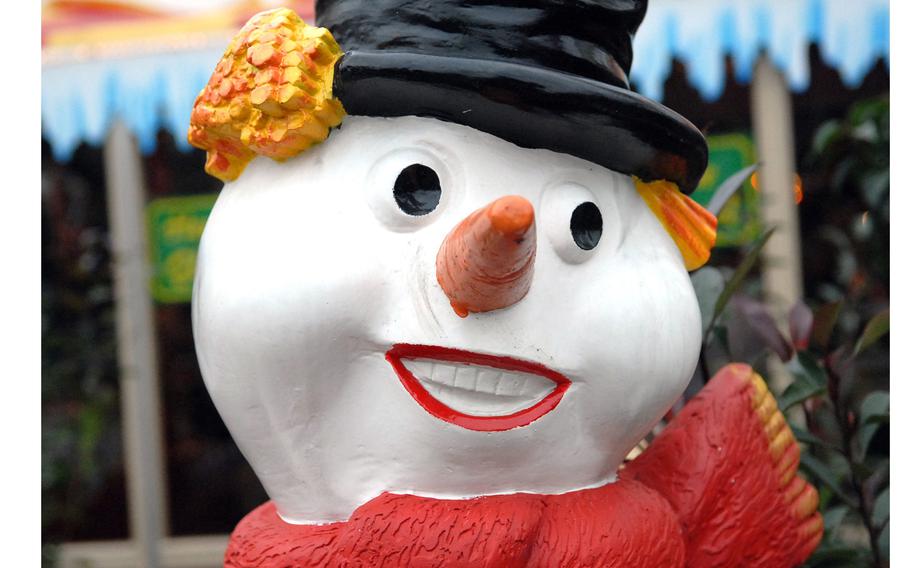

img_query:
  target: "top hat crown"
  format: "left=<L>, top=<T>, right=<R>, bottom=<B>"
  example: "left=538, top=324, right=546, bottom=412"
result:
left=317, top=0, right=708, bottom=192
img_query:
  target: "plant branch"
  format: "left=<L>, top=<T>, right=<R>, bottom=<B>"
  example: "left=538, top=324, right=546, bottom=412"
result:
left=831, top=369, right=883, bottom=567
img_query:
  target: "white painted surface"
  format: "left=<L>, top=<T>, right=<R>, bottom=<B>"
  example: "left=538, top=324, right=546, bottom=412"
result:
left=104, top=120, right=168, bottom=564
left=751, top=57, right=805, bottom=395
left=58, top=536, right=228, bottom=568
left=192, top=116, right=702, bottom=523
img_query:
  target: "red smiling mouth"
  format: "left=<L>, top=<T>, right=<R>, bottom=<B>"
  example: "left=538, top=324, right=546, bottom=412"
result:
left=386, top=344, right=571, bottom=432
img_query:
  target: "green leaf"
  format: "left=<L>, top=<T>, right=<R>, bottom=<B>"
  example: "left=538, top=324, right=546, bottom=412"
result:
left=858, top=391, right=889, bottom=460
left=822, top=505, right=850, bottom=538
left=792, top=426, right=825, bottom=446
left=849, top=461, right=875, bottom=482
left=848, top=98, right=889, bottom=129
left=873, top=487, right=889, bottom=528
left=690, top=267, right=725, bottom=335
left=705, top=228, right=775, bottom=339
left=779, top=353, right=828, bottom=411
left=817, top=485, right=833, bottom=510
left=860, top=391, right=889, bottom=425
left=854, top=309, right=890, bottom=356
left=789, top=351, right=827, bottom=388
left=706, top=163, right=760, bottom=215
left=805, top=545, right=866, bottom=568
left=878, top=520, right=889, bottom=559
left=792, top=427, right=840, bottom=452
left=811, top=120, right=841, bottom=157
left=77, top=404, right=104, bottom=480
left=812, top=300, right=843, bottom=350
left=713, top=324, right=730, bottom=355
left=860, top=169, right=890, bottom=208
left=857, top=424, right=882, bottom=462
left=800, top=453, right=857, bottom=507
left=778, top=380, right=826, bottom=412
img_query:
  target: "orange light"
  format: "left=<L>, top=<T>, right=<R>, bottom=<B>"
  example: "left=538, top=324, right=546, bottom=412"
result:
left=750, top=172, right=760, bottom=191
left=793, top=174, right=803, bottom=205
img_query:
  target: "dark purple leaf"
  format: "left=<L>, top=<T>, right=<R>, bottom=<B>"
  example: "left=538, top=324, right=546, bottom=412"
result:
left=725, top=305, right=767, bottom=365
left=788, top=301, right=813, bottom=351
left=708, top=228, right=775, bottom=337
left=861, top=462, right=887, bottom=501
left=732, top=295, right=794, bottom=361
left=824, top=345, right=854, bottom=406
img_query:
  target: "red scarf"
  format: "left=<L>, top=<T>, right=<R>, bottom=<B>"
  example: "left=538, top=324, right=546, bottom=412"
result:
left=225, top=365, right=822, bottom=567
left=226, top=479, right=684, bottom=567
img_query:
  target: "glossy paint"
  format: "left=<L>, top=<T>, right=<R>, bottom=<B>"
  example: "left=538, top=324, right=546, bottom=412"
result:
left=226, top=480, right=685, bottom=567
left=317, top=0, right=708, bottom=192
left=634, top=178, right=718, bottom=270
left=623, top=364, right=823, bottom=567
left=316, top=0, right=646, bottom=88
left=187, top=9, right=346, bottom=182
left=436, top=195, right=537, bottom=317
left=192, top=115, right=702, bottom=523
left=386, top=344, right=571, bottom=431
left=223, top=365, right=821, bottom=568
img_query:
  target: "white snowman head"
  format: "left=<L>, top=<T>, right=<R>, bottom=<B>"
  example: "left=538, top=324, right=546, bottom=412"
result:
left=188, top=6, right=717, bottom=523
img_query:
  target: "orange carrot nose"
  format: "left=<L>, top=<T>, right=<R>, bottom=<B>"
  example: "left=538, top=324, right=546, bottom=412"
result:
left=436, top=195, right=536, bottom=318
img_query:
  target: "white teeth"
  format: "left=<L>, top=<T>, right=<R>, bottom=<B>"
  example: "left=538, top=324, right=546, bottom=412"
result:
left=432, top=363, right=456, bottom=387
left=476, top=369, right=501, bottom=393
left=409, top=360, right=433, bottom=379
left=454, top=366, right=477, bottom=390
left=497, top=372, right=524, bottom=395
left=401, top=359, right=557, bottom=417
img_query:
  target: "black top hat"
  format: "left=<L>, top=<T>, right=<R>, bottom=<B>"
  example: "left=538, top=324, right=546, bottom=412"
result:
left=317, top=0, right=707, bottom=193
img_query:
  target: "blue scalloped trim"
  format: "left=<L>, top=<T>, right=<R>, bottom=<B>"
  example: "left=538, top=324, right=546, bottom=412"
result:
left=42, top=0, right=889, bottom=161
left=631, top=0, right=889, bottom=102
left=42, top=48, right=222, bottom=161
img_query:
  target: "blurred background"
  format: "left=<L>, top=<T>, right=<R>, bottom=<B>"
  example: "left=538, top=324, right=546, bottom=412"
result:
left=41, top=0, right=890, bottom=566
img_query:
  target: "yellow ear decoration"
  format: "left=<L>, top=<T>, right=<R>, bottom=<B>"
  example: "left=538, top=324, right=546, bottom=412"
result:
left=634, top=178, right=717, bottom=271
left=188, top=8, right=346, bottom=182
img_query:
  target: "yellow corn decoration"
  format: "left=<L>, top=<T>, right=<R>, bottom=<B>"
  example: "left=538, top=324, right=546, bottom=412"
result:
left=188, top=8, right=346, bottom=182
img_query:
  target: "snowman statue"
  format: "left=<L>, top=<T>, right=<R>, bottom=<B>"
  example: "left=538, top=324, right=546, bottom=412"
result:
left=188, top=2, right=823, bottom=567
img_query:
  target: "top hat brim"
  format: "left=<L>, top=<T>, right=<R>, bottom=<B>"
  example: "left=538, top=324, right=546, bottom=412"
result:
left=332, top=51, right=708, bottom=193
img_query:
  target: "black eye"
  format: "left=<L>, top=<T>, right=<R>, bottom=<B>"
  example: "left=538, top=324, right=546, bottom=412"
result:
left=570, top=201, right=603, bottom=250
left=394, top=163, right=441, bottom=216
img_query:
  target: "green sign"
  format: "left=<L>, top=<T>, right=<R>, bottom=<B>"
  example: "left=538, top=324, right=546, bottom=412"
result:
left=690, top=133, right=762, bottom=247
left=147, top=194, right=217, bottom=303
